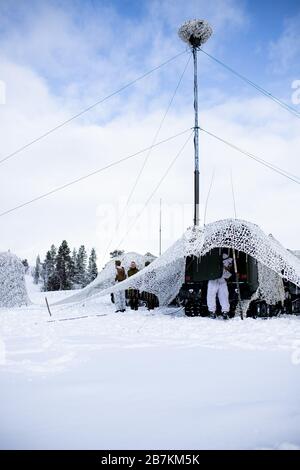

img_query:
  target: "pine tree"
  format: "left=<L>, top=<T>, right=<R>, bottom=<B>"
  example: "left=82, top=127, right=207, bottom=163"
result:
left=87, top=248, right=98, bottom=284
left=42, top=245, right=59, bottom=291
left=56, top=240, right=72, bottom=290
left=75, top=245, right=87, bottom=288
left=41, top=251, right=51, bottom=290
left=33, top=255, right=41, bottom=284
left=110, top=249, right=124, bottom=259
left=69, top=248, right=77, bottom=287
left=22, top=259, right=29, bottom=274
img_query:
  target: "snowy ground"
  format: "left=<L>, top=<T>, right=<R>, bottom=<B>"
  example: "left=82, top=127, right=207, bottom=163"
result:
left=0, top=277, right=300, bottom=450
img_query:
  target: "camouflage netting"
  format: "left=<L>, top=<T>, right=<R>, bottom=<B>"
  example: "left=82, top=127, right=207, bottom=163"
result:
left=56, top=219, right=300, bottom=310
left=0, top=252, right=30, bottom=308
left=54, top=251, right=156, bottom=305
left=178, top=19, right=213, bottom=48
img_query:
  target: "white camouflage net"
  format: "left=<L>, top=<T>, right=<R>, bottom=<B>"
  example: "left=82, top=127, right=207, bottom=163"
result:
left=178, top=19, right=213, bottom=48
left=0, top=252, right=30, bottom=308
left=55, top=219, right=300, bottom=311
left=239, top=263, right=286, bottom=317
left=55, top=252, right=156, bottom=305
left=80, top=219, right=300, bottom=308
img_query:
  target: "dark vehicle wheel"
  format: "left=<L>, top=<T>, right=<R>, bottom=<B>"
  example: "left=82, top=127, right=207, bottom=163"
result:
left=292, top=299, right=300, bottom=314
left=256, top=302, right=268, bottom=317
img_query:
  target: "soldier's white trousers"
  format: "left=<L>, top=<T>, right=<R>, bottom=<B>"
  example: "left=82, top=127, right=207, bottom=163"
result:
left=207, top=278, right=230, bottom=313
left=114, top=290, right=126, bottom=311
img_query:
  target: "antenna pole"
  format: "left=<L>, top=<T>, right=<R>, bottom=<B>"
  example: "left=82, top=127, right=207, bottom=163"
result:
left=193, top=46, right=200, bottom=226
left=178, top=19, right=212, bottom=226
left=159, top=198, right=162, bottom=256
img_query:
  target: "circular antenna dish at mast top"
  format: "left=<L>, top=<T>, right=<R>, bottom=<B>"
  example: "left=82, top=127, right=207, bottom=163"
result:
left=178, top=19, right=213, bottom=49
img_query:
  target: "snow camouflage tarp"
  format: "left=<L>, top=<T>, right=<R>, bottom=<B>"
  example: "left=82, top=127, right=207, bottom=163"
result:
left=0, top=252, right=29, bottom=308
left=178, top=19, right=213, bottom=47
left=54, top=251, right=156, bottom=305
left=56, top=219, right=300, bottom=310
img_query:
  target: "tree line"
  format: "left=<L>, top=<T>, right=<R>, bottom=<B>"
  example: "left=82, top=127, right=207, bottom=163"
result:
left=33, top=240, right=98, bottom=291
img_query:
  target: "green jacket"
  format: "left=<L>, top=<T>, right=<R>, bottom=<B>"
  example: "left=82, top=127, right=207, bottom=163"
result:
left=127, top=267, right=139, bottom=278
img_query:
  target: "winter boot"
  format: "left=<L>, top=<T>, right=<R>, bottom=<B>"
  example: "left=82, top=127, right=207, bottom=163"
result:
left=209, top=311, right=216, bottom=319
left=222, top=312, right=229, bottom=320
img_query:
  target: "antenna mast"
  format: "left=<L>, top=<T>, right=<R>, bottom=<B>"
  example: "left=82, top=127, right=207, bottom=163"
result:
left=159, top=198, right=162, bottom=256
left=178, top=19, right=213, bottom=226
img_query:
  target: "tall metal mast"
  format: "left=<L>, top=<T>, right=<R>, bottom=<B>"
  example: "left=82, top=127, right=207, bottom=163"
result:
left=159, top=198, right=162, bottom=256
left=193, top=46, right=200, bottom=226
left=178, top=19, right=212, bottom=226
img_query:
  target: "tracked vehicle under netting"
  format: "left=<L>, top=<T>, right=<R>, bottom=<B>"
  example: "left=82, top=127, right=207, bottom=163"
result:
left=81, top=219, right=300, bottom=318
left=179, top=249, right=260, bottom=317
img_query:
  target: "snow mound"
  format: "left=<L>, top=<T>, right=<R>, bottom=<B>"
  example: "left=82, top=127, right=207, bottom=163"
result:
left=0, top=252, right=29, bottom=308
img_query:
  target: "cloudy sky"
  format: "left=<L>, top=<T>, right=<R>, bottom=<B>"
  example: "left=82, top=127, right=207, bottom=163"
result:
left=0, top=0, right=299, bottom=266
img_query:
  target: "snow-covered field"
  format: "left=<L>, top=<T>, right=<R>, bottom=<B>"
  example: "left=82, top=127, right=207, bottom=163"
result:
left=0, top=277, right=300, bottom=450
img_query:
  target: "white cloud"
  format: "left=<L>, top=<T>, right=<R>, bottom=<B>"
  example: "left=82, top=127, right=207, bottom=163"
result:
left=269, top=13, right=300, bottom=74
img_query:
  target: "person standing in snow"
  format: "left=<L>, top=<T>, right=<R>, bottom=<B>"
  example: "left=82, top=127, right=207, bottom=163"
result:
left=127, top=261, right=139, bottom=310
left=127, top=260, right=139, bottom=276
left=114, top=260, right=126, bottom=312
left=207, top=253, right=233, bottom=319
left=141, top=261, right=159, bottom=311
